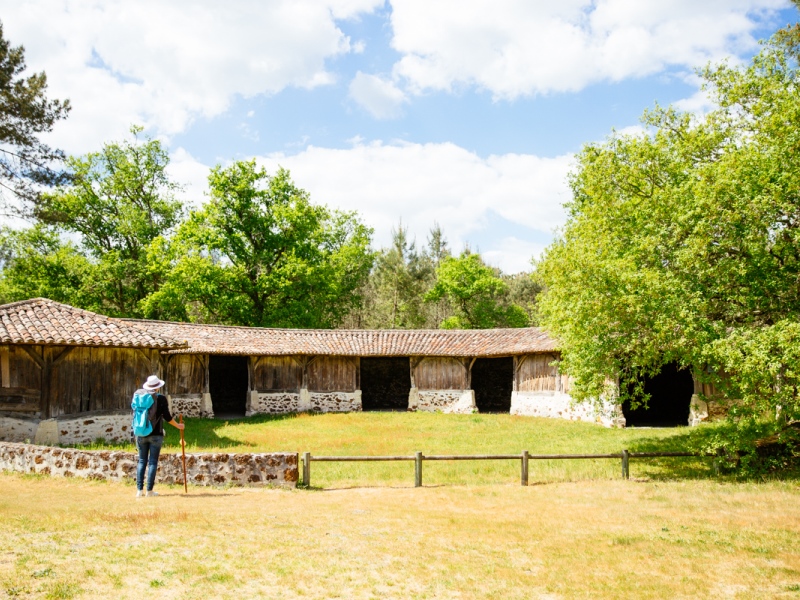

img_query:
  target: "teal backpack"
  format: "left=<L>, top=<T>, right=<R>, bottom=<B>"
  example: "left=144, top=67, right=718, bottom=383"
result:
left=131, top=391, right=158, bottom=437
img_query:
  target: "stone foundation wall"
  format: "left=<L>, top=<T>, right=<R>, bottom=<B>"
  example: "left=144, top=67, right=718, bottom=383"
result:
left=510, top=391, right=625, bottom=428
left=309, top=390, right=361, bottom=412
left=168, top=393, right=213, bottom=418
left=0, top=442, right=298, bottom=487
left=40, top=411, right=132, bottom=445
left=246, top=391, right=301, bottom=416
left=0, top=415, right=39, bottom=443
left=410, top=389, right=476, bottom=414
left=688, top=394, right=729, bottom=426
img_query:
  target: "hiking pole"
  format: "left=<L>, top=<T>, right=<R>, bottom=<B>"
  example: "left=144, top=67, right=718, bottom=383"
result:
left=179, top=413, right=188, bottom=493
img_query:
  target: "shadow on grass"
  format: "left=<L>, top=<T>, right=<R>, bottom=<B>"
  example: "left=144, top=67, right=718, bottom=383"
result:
left=626, top=424, right=800, bottom=482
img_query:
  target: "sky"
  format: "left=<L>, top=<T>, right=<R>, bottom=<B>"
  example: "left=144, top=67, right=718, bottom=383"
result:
left=0, top=0, right=797, bottom=273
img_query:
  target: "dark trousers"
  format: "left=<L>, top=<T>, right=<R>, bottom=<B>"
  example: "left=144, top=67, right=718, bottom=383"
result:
left=136, top=434, right=164, bottom=491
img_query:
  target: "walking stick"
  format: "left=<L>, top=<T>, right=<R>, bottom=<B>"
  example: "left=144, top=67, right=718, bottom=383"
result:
left=179, top=413, right=188, bottom=493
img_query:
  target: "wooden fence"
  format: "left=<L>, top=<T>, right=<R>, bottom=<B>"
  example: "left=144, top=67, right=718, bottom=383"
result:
left=301, top=450, right=714, bottom=487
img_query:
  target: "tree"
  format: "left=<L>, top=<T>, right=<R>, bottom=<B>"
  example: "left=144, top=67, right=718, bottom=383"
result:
left=536, top=25, right=800, bottom=453
left=350, top=224, right=434, bottom=329
left=0, top=21, right=70, bottom=212
left=0, top=224, right=90, bottom=306
left=144, top=161, right=373, bottom=327
left=426, top=250, right=529, bottom=329
left=33, top=127, right=183, bottom=317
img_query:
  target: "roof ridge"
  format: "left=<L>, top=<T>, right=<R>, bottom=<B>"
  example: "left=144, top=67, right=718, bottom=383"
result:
left=123, top=317, right=544, bottom=335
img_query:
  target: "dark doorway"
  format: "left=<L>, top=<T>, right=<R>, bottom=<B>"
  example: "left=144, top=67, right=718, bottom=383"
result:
left=472, top=357, right=514, bottom=413
left=622, top=363, right=693, bottom=427
left=361, top=357, right=411, bottom=411
left=209, top=355, right=249, bottom=417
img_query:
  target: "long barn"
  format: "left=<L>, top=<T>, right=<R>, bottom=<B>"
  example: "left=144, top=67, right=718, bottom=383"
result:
left=0, top=298, right=713, bottom=445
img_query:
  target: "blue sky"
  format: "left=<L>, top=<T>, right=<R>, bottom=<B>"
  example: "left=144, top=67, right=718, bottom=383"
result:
left=1, top=1, right=797, bottom=272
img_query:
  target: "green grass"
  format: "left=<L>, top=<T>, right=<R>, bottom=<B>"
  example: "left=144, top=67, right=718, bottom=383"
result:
left=76, top=412, right=739, bottom=488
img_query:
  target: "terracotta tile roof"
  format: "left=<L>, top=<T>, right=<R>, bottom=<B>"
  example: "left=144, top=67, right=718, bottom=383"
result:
left=0, top=298, right=187, bottom=349
left=126, top=319, right=558, bottom=357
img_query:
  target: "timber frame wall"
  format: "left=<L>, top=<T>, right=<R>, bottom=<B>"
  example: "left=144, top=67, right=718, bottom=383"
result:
left=0, top=344, right=161, bottom=419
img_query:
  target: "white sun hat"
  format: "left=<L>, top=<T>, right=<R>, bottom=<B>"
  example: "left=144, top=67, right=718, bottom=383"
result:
left=142, top=375, right=165, bottom=391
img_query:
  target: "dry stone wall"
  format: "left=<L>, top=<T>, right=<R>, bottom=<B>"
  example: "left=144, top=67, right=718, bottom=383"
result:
left=247, top=392, right=300, bottom=415
left=510, top=391, right=625, bottom=427
left=0, top=442, right=298, bottom=487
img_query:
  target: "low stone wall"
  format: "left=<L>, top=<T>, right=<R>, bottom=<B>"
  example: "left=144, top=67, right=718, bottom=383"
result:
left=247, top=391, right=300, bottom=416
left=309, top=391, right=362, bottom=412
left=0, top=442, right=298, bottom=487
left=510, top=391, right=625, bottom=428
left=168, top=393, right=214, bottom=418
left=410, top=389, right=476, bottom=414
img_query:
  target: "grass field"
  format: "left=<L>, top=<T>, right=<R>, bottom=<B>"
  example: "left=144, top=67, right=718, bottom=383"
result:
left=80, top=412, right=730, bottom=487
left=2, top=414, right=798, bottom=599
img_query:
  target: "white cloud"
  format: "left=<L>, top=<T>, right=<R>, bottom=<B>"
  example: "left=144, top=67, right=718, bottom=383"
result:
left=386, top=0, right=787, bottom=99
left=258, top=141, right=573, bottom=272
left=82, top=139, right=571, bottom=272
left=349, top=71, right=409, bottom=118
left=166, top=148, right=211, bottom=209
left=0, top=0, right=383, bottom=154
left=483, top=238, right=547, bottom=274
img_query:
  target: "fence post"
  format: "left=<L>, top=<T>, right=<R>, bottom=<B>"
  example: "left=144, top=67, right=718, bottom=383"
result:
left=303, top=452, right=311, bottom=487
left=521, top=450, right=529, bottom=486
left=621, top=449, right=630, bottom=479
left=415, top=451, right=423, bottom=487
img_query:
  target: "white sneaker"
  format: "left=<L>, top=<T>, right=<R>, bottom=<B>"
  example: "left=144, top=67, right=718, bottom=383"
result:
left=146, top=491, right=158, bottom=497
left=136, top=490, right=144, bottom=498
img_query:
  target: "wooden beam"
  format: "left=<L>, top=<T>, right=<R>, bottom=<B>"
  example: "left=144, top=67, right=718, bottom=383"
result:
left=0, top=386, right=41, bottom=397
left=0, top=403, right=38, bottom=412
left=201, top=354, right=210, bottom=394
left=51, top=346, right=75, bottom=367
left=248, top=356, right=255, bottom=392
left=0, top=346, right=9, bottom=386
left=20, top=345, right=44, bottom=369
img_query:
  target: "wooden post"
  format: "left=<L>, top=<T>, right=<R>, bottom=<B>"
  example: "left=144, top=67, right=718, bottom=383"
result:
left=521, top=450, right=529, bottom=486
left=622, top=449, right=630, bottom=479
left=415, top=451, right=423, bottom=487
left=179, top=414, right=188, bottom=493
left=303, top=452, right=311, bottom=487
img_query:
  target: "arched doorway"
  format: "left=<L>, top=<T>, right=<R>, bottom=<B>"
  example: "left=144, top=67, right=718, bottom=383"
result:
left=622, top=363, right=693, bottom=427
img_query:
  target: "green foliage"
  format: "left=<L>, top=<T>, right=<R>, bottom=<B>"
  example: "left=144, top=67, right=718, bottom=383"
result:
left=536, top=26, right=800, bottom=458
left=0, top=21, right=70, bottom=212
left=364, top=224, right=433, bottom=328
left=33, top=127, right=183, bottom=317
left=144, top=160, right=373, bottom=327
left=345, top=223, right=454, bottom=329
left=0, top=225, right=91, bottom=306
left=426, top=251, right=529, bottom=329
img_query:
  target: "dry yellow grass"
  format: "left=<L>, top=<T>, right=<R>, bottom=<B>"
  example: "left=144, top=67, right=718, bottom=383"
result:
left=1, top=473, right=798, bottom=599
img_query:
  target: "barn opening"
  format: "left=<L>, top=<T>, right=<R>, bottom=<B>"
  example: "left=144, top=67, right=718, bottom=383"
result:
left=209, top=355, right=249, bottom=418
left=360, top=357, right=411, bottom=411
left=622, top=362, right=693, bottom=427
left=472, top=357, right=514, bottom=413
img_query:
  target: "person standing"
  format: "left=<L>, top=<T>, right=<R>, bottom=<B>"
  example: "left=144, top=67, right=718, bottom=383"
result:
left=134, top=375, right=185, bottom=498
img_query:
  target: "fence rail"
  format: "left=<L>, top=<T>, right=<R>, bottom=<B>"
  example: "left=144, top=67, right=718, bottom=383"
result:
left=301, top=450, right=716, bottom=487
